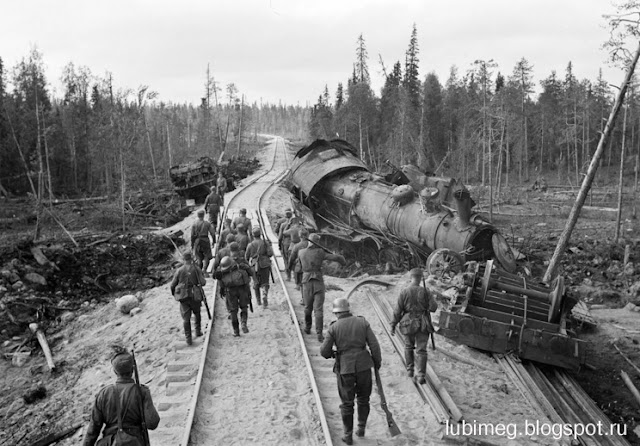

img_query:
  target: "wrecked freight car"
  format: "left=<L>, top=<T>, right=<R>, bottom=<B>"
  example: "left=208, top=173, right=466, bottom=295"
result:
left=285, top=139, right=516, bottom=274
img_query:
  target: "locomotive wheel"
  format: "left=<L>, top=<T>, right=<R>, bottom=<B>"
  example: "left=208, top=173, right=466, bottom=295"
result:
left=426, top=248, right=464, bottom=281
left=492, top=233, right=517, bottom=273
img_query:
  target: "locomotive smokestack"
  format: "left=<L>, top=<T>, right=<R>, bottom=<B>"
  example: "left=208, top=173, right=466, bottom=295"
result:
left=453, top=189, right=472, bottom=227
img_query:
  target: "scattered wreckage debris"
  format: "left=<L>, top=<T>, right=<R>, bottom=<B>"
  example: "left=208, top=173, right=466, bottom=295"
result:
left=438, top=260, right=586, bottom=370
left=285, top=139, right=516, bottom=274
left=0, top=233, right=182, bottom=338
left=169, top=155, right=260, bottom=202
left=29, top=323, right=55, bottom=372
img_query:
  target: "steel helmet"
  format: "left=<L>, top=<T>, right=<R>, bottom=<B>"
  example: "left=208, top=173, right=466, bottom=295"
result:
left=220, top=256, right=234, bottom=272
left=332, top=297, right=350, bottom=313
left=252, top=227, right=262, bottom=237
left=309, top=233, right=321, bottom=244
left=226, top=234, right=236, bottom=243
left=229, top=242, right=240, bottom=252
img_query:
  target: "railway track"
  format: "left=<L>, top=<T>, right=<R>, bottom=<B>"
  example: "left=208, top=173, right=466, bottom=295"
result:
left=147, top=136, right=632, bottom=446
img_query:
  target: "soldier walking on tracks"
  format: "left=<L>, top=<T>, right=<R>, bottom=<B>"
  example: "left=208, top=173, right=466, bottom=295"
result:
left=191, top=210, right=216, bottom=275
left=213, top=256, right=257, bottom=336
left=320, top=298, right=381, bottom=445
left=299, top=233, right=346, bottom=341
left=83, top=349, right=160, bottom=445
left=216, top=171, right=228, bottom=196
left=390, top=268, right=437, bottom=384
left=232, top=208, right=253, bottom=235
left=204, top=186, right=223, bottom=228
left=170, top=252, right=207, bottom=345
left=288, top=227, right=310, bottom=293
left=245, top=226, right=274, bottom=308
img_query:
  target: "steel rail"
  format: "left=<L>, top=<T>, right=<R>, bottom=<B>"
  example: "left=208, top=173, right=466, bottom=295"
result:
left=255, top=139, right=334, bottom=446
left=180, top=137, right=283, bottom=446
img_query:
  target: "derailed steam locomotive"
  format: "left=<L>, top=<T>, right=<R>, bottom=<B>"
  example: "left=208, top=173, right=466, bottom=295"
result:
left=286, top=139, right=586, bottom=369
left=285, top=139, right=515, bottom=272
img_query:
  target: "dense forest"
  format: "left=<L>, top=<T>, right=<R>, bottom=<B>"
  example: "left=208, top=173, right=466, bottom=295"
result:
left=0, top=51, right=310, bottom=197
left=308, top=25, right=640, bottom=188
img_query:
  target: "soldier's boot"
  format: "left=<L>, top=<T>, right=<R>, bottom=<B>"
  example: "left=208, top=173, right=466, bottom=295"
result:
left=231, top=312, right=240, bottom=337
left=195, top=314, right=203, bottom=337
left=304, top=314, right=312, bottom=334
left=416, top=354, right=428, bottom=384
left=341, top=414, right=354, bottom=445
left=256, top=289, right=262, bottom=306
left=356, top=404, right=370, bottom=437
left=286, top=270, right=291, bottom=281
left=315, top=314, right=324, bottom=340
left=241, top=311, right=249, bottom=333
left=183, top=321, right=192, bottom=346
left=262, top=288, right=268, bottom=308
left=405, top=348, right=415, bottom=378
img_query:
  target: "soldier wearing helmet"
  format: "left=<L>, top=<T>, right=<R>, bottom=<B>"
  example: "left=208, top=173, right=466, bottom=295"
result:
left=279, top=212, right=303, bottom=281
left=191, top=209, right=216, bottom=275
left=320, top=297, right=381, bottom=444
left=390, top=268, right=437, bottom=384
left=298, top=233, right=346, bottom=342
left=232, top=208, right=252, bottom=236
left=213, top=255, right=257, bottom=336
left=216, top=171, right=228, bottom=196
left=245, top=226, right=274, bottom=308
left=288, top=227, right=310, bottom=293
left=170, top=251, right=207, bottom=345
left=204, top=186, right=223, bottom=228
left=274, top=208, right=293, bottom=235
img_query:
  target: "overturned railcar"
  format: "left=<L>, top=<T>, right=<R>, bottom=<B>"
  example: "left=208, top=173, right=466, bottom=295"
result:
left=286, top=139, right=515, bottom=271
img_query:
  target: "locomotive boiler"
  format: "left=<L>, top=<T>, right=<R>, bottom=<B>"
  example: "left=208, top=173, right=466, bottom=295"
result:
left=286, top=139, right=515, bottom=273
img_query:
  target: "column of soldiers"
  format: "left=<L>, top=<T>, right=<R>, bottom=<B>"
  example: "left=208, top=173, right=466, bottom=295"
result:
left=83, top=193, right=439, bottom=445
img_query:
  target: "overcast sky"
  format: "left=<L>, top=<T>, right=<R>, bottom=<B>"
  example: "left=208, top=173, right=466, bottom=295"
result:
left=0, top=0, right=626, bottom=106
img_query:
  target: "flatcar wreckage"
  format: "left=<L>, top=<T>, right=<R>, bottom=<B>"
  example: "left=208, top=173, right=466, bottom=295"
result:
left=286, top=139, right=586, bottom=370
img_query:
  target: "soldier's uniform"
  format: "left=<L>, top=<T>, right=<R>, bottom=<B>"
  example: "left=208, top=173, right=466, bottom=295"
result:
left=273, top=210, right=292, bottom=235
left=279, top=217, right=303, bottom=280
left=245, top=228, right=274, bottom=308
left=216, top=172, right=228, bottom=196
left=83, top=351, right=160, bottom=446
left=232, top=209, right=252, bottom=235
left=191, top=211, right=216, bottom=274
left=235, top=224, right=251, bottom=252
left=170, top=253, right=206, bottom=345
left=203, top=188, right=223, bottom=228
left=213, top=236, right=236, bottom=270
left=320, top=300, right=381, bottom=444
left=219, top=219, right=235, bottom=249
left=390, top=268, right=437, bottom=383
left=299, top=234, right=346, bottom=341
left=288, top=229, right=309, bottom=292
left=213, top=257, right=257, bottom=336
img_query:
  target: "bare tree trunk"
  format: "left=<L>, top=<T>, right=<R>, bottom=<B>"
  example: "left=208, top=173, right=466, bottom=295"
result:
left=633, top=154, right=638, bottom=218
left=544, top=41, right=640, bottom=283
left=615, top=103, right=629, bottom=243
left=41, top=110, right=53, bottom=205
left=34, top=93, right=44, bottom=241
left=166, top=123, right=173, bottom=174
left=574, top=100, right=580, bottom=185
left=540, top=113, right=544, bottom=174
left=359, top=114, right=364, bottom=161
left=144, top=112, right=158, bottom=180
left=236, top=95, right=244, bottom=157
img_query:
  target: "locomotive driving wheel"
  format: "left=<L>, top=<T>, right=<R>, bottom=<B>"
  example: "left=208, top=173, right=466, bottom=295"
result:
left=426, top=248, right=464, bottom=281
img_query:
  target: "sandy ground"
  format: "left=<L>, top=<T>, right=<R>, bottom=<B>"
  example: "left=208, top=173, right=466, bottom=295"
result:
left=1, top=136, right=638, bottom=446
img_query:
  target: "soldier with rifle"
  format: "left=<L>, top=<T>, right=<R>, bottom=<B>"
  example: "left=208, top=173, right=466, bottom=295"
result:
left=191, top=210, right=216, bottom=275
left=298, top=233, right=346, bottom=341
left=83, top=348, right=160, bottom=446
left=213, top=256, right=257, bottom=336
left=288, top=227, right=310, bottom=294
left=320, top=298, right=381, bottom=445
left=279, top=212, right=303, bottom=281
left=390, top=268, right=437, bottom=384
left=203, top=186, right=223, bottom=228
left=170, top=252, right=207, bottom=345
left=219, top=218, right=235, bottom=249
left=232, top=208, right=252, bottom=235
left=245, top=226, right=274, bottom=308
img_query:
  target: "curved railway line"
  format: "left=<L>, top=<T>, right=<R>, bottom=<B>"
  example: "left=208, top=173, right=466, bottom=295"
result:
left=148, top=136, right=632, bottom=446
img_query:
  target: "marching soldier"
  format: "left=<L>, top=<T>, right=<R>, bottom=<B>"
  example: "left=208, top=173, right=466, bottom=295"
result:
left=274, top=208, right=292, bottom=235
left=288, top=227, right=310, bottom=292
left=235, top=223, right=251, bottom=252
left=83, top=349, right=160, bottom=445
left=219, top=218, right=235, bottom=249
left=232, top=208, right=252, bottom=235
left=282, top=220, right=303, bottom=281
left=390, top=268, right=437, bottom=384
left=203, top=186, right=223, bottom=228
left=279, top=214, right=303, bottom=281
left=214, top=239, right=238, bottom=270
left=245, top=226, right=274, bottom=308
left=320, top=298, right=381, bottom=445
left=191, top=210, right=216, bottom=275
left=170, top=252, right=206, bottom=345
left=299, top=233, right=346, bottom=341
left=216, top=171, right=228, bottom=196
left=213, top=256, right=257, bottom=336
